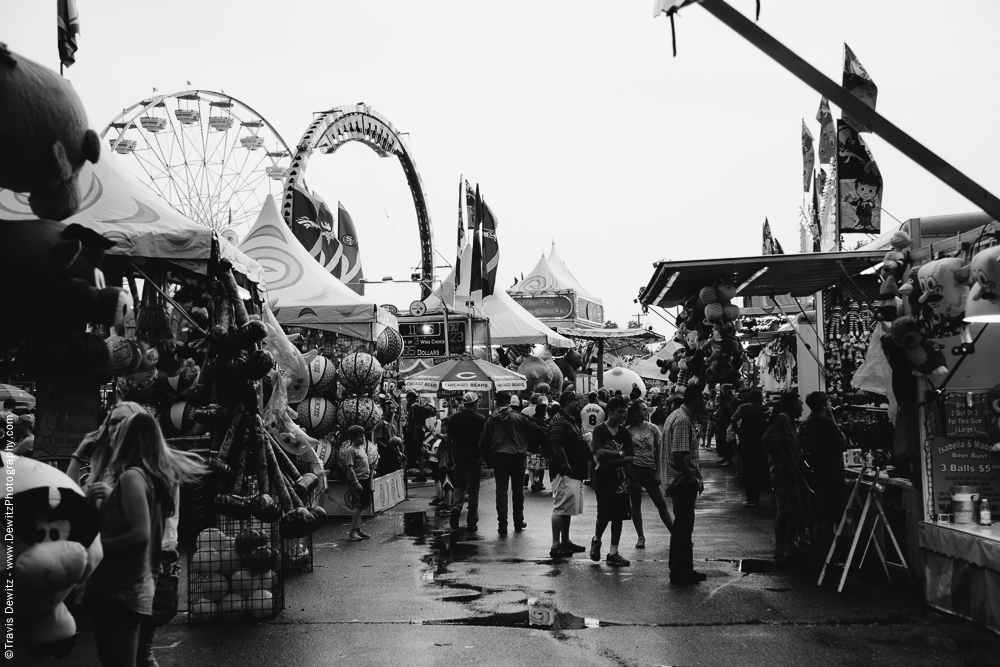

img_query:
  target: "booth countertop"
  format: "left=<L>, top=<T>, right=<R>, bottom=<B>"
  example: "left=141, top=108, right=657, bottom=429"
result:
left=920, top=521, right=1000, bottom=572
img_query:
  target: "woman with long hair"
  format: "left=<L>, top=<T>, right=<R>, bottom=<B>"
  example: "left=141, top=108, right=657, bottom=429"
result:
left=67, top=402, right=146, bottom=486
left=83, top=411, right=205, bottom=667
left=624, top=399, right=674, bottom=549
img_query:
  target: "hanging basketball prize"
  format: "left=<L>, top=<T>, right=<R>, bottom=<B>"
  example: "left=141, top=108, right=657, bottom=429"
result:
left=306, top=355, right=337, bottom=396
left=296, top=397, right=337, bottom=436
left=375, top=327, right=404, bottom=365
left=336, top=395, right=382, bottom=432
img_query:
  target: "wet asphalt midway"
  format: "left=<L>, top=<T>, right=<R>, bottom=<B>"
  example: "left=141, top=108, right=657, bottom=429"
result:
left=25, top=449, right=1000, bottom=667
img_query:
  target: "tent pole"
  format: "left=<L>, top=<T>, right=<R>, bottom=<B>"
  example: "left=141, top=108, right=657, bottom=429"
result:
left=596, top=338, right=605, bottom=389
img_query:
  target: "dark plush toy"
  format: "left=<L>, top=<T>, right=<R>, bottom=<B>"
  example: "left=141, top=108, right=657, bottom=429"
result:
left=554, top=349, right=583, bottom=390
left=887, top=316, right=948, bottom=377
left=1, top=219, right=132, bottom=376
left=0, top=44, right=100, bottom=220
left=876, top=231, right=911, bottom=321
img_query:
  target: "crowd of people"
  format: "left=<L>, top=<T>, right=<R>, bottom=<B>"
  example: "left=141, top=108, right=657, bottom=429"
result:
left=391, top=382, right=849, bottom=584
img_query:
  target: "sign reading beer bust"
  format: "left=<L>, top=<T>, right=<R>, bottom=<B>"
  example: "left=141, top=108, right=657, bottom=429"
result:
left=927, top=392, right=1000, bottom=516
left=399, top=321, right=466, bottom=357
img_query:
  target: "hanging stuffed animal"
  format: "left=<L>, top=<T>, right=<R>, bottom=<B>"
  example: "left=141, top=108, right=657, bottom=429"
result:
left=876, top=231, right=911, bottom=321
left=887, top=316, right=948, bottom=377
left=987, top=383, right=1000, bottom=453
left=1, top=219, right=132, bottom=376
left=0, top=45, right=100, bottom=220
left=916, top=257, right=971, bottom=336
left=4, top=456, right=103, bottom=659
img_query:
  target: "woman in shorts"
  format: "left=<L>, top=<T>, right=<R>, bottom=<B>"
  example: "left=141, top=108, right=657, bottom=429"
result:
left=625, top=399, right=674, bottom=549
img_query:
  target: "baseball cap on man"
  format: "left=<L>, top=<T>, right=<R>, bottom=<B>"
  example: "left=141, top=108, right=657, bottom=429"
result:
left=462, top=392, right=479, bottom=404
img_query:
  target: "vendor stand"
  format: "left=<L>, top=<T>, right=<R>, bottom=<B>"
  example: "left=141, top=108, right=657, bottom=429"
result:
left=561, top=328, right=665, bottom=391
left=239, top=196, right=405, bottom=522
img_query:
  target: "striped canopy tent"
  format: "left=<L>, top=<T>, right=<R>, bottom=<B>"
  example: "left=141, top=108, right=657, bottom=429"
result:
left=404, top=358, right=527, bottom=393
left=239, top=196, right=397, bottom=341
left=0, top=152, right=263, bottom=282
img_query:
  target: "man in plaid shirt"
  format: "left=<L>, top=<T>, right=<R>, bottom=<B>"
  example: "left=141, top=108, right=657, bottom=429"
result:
left=661, top=384, right=707, bottom=585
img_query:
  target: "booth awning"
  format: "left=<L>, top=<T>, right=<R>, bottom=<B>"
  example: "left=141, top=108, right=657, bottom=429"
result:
left=561, top=327, right=665, bottom=343
left=640, top=251, right=886, bottom=308
left=0, top=153, right=264, bottom=283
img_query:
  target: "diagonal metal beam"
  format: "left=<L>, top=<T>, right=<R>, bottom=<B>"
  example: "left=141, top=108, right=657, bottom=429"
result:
left=698, top=0, right=1000, bottom=222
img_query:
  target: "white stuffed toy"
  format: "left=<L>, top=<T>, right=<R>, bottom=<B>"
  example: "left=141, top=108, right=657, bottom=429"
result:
left=3, top=454, right=103, bottom=660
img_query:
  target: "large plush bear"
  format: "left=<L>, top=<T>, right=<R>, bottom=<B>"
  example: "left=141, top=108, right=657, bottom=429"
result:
left=876, top=230, right=911, bottom=321
left=554, top=349, right=583, bottom=391
left=0, top=44, right=100, bottom=220
left=4, top=455, right=103, bottom=659
left=1, top=219, right=132, bottom=376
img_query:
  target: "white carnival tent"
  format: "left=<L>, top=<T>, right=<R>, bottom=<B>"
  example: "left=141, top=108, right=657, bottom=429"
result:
left=0, top=153, right=264, bottom=282
left=507, top=242, right=604, bottom=330
left=239, top=196, right=397, bottom=341
left=427, top=268, right=574, bottom=347
left=629, top=340, right=681, bottom=381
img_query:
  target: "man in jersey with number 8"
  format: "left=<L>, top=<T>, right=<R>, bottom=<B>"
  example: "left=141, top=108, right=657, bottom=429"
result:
left=580, top=393, right=606, bottom=486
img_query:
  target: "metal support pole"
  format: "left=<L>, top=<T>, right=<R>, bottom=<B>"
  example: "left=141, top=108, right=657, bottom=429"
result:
left=698, top=0, right=1000, bottom=222
left=596, top=338, right=605, bottom=389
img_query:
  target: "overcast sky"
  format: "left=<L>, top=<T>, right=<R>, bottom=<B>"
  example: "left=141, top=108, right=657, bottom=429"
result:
left=5, top=1, right=999, bottom=332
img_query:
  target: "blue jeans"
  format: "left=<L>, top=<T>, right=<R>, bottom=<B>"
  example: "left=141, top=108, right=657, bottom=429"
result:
left=492, top=453, right=526, bottom=528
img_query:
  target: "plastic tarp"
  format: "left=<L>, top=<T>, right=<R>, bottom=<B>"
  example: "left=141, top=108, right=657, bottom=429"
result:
left=428, top=269, right=574, bottom=347
left=239, top=196, right=397, bottom=341
left=0, top=153, right=263, bottom=283
left=629, top=340, right=680, bottom=381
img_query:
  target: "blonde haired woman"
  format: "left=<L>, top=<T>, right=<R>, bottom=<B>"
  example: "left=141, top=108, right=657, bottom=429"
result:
left=83, top=411, right=205, bottom=667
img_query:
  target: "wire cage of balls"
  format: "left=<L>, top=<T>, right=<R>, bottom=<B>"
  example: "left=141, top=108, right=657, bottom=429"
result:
left=374, top=327, right=404, bottom=366
left=295, top=396, right=337, bottom=437
left=339, top=352, right=384, bottom=395
left=337, top=395, right=382, bottom=432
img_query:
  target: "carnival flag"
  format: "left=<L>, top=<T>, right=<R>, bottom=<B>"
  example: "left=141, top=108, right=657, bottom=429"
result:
left=454, top=175, right=466, bottom=301
left=842, top=44, right=878, bottom=133
left=762, top=218, right=784, bottom=256
left=816, top=97, right=836, bottom=166
left=57, top=0, right=80, bottom=69
left=812, top=174, right=823, bottom=252
left=289, top=184, right=342, bottom=273
left=333, top=202, right=365, bottom=295
left=802, top=120, right=815, bottom=192
left=837, top=120, right=882, bottom=233
left=480, top=194, right=499, bottom=298
left=456, top=180, right=477, bottom=300
left=468, top=186, right=484, bottom=308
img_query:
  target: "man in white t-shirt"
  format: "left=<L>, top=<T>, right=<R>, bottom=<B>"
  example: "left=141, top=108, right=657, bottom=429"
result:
left=579, top=392, right=606, bottom=485
left=580, top=392, right=606, bottom=436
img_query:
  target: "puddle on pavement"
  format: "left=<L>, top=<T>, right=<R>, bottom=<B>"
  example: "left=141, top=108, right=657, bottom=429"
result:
left=403, top=511, right=427, bottom=536
left=738, top=559, right=776, bottom=574
left=425, top=599, right=610, bottom=631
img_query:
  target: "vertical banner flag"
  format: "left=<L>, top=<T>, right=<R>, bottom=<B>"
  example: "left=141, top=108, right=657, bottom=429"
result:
left=454, top=175, right=466, bottom=300
left=812, top=173, right=823, bottom=252
left=290, top=184, right=342, bottom=273
left=469, top=185, right=484, bottom=308
left=801, top=120, right=814, bottom=192
left=57, top=0, right=80, bottom=69
left=480, top=194, right=499, bottom=298
left=456, top=179, right=474, bottom=300
left=816, top=97, right=836, bottom=166
left=334, top=202, right=365, bottom=295
left=837, top=120, right=882, bottom=233
left=762, top=218, right=784, bottom=255
left=842, top=44, right=878, bottom=133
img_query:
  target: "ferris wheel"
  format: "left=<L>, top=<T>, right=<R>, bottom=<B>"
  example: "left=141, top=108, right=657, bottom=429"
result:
left=101, top=90, right=293, bottom=241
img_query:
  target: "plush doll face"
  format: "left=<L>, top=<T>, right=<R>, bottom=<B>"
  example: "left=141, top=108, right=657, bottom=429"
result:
left=970, top=245, right=1000, bottom=301
left=917, top=258, right=969, bottom=318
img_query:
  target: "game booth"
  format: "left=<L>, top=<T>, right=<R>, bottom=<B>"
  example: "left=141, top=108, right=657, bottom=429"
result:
left=239, top=197, right=406, bottom=522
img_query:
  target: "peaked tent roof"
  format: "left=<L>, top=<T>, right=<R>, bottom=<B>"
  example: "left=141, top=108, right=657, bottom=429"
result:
left=239, top=196, right=397, bottom=341
left=0, top=153, right=263, bottom=283
left=508, top=242, right=600, bottom=303
left=426, top=268, right=574, bottom=347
